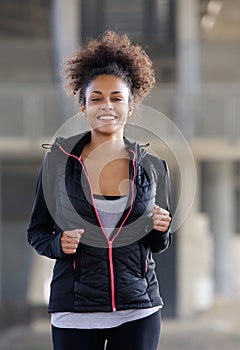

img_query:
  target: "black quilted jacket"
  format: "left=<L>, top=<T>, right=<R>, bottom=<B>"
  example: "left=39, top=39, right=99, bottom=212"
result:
left=27, top=131, right=172, bottom=313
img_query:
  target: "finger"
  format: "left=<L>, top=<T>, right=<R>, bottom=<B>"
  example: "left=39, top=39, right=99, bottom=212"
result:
left=62, top=242, right=79, bottom=250
left=152, top=213, right=163, bottom=220
left=153, top=212, right=171, bottom=220
left=153, top=225, right=169, bottom=232
left=152, top=204, right=161, bottom=213
left=61, top=233, right=79, bottom=244
left=63, top=247, right=78, bottom=254
left=153, top=220, right=170, bottom=230
left=153, top=213, right=171, bottom=224
left=153, top=206, right=170, bottom=215
left=153, top=219, right=171, bottom=229
left=62, top=235, right=78, bottom=254
left=62, top=238, right=80, bottom=246
left=160, top=208, right=170, bottom=216
left=64, top=231, right=84, bottom=244
left=153, top=219, right=165, bottom=226
left=152, top=213, right=166, bottom=222
left=66, top=229, right=84, bottom=238
left=152, top=204, right=160, bottom=212
left=64, top=236, right=80, bottom=245
left=61, top=230, right=84, bottom=248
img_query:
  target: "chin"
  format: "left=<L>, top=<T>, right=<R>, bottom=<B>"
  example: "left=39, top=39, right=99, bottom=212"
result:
left=93, top=125, right=124, bottom=135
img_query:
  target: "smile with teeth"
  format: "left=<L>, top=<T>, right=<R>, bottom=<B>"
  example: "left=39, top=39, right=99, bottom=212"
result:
left=98, top=115, right=117, bottom=120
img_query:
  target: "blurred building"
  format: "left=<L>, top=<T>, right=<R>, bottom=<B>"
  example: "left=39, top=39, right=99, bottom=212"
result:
left=0, top=0, right=239, bottom=327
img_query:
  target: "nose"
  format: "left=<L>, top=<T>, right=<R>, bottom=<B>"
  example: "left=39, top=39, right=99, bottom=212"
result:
left=100, top=101, right=113, bottom=110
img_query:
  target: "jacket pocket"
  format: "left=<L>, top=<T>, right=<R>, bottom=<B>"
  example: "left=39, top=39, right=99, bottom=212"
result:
left=73, top=247, right=82, bottom=281
left=139, top=242, right=148, bottom=278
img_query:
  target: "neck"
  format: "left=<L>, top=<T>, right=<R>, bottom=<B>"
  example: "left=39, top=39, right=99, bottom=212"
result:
left=89, top=131, right=125, bottom=154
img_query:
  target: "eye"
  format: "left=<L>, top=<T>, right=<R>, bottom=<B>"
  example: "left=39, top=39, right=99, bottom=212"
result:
left=112, top=97, right=123, bottom=102
left=90, top=97, right=101, bottom=102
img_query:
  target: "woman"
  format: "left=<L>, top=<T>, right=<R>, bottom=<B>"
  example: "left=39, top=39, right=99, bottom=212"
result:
left=27, top=31, right=172, bottom=350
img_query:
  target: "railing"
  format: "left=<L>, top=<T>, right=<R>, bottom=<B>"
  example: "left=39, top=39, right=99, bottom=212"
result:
left=0, top=83, right=239, bottom=144
left=146, top=84, right=240, bottom=142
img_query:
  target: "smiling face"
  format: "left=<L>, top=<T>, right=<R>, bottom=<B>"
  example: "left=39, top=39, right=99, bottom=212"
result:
left=81, top=74, right=133, bottom=139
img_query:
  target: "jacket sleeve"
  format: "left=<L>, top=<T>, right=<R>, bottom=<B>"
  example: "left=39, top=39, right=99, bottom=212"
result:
left=27, top=155, right=66, bottom=259
left=143, top=160, right=172, bottom=253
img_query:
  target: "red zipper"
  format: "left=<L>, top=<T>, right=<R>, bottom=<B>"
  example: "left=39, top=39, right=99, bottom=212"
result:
left=108, top=241, right=116, bottom=311
left=58, top=144, right=136, bottom=312
left=79, top=155, right=118, bottom=311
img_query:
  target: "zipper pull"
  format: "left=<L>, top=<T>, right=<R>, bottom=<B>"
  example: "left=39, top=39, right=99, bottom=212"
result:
left=145, top=258, right=148, bottom=274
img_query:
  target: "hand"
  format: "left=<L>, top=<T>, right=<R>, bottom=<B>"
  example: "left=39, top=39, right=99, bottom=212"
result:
left=152, top=204, right=171, bottom=232
left=61, top=229, right=84, bottom=254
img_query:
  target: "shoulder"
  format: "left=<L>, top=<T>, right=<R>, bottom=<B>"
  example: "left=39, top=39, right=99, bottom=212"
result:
left=124, top=137, right=169, bottom=178
left=44, top=131, right=91, bottom=160
left=51, top=132, right=90, bottom=152
left=143, top=152, right=168, bottom=178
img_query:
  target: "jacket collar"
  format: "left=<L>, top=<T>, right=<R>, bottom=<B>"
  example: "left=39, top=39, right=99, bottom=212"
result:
left=54, top=131, right=148, bottom=162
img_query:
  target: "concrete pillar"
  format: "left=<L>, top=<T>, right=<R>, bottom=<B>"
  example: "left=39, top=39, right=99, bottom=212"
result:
left=27, top=252, right=54, bottom=305
left=52, top=0, right=80, bottom=66
left=27, top=0, right=81, bottom=306
left=176, top=0, right=201, bottom=135
left=177, top=160, right=214, bottom=318
left=0, top=161, right=2, bottom=306
left=175, top=0, right=214, bottom=318
left=203, top=161, right=235, bottom=297
left=52, top=0, right=81, bottom=120
left=176, top=0, right=201, bottom=91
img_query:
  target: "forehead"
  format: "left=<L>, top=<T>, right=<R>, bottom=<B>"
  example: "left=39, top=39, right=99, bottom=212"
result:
left=86, top=75, right=129, bottom=94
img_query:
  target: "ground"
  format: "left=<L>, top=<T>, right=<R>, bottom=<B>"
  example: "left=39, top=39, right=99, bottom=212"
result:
left=0, top=299, right=239, bottom=350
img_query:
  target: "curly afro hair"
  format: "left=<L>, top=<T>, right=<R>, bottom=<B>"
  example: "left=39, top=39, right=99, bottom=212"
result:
left=62, top=31, right=156, bottom=105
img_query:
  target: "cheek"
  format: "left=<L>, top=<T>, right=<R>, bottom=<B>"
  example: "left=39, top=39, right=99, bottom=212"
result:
left=85, top=104, right=99, bottom=116
left=118, top=103, right=130, bottom=115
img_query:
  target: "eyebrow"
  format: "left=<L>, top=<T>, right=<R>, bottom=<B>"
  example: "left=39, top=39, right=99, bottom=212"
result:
left=90, top=90, right=124, bottom=95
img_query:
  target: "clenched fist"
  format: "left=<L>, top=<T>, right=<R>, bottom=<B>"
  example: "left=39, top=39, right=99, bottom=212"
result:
left=61, top=229, right=84, bottom=254
left=152, top=204, right=171, bottom=232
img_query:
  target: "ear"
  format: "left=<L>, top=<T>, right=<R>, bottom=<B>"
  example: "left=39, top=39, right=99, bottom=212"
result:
left=80, top=102, right=86, bottom=114
left=128, top=104, right=134, bottom=117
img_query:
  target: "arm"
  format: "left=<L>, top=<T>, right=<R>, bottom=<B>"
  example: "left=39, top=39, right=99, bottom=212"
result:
left=27, top=163, right=66, bottom=259
left=27, top=153, right=84, bottom=258
left=143, top=160, right=172, bottom=253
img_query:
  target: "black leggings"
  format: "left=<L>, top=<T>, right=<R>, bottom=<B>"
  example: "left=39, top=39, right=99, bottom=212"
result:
left=52, top=310, right=161, bottom=350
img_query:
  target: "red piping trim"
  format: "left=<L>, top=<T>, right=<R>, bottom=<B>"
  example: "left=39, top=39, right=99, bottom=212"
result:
left=111, top=149, right=136, bottom=244
left=78, top=150, right=136, bottom=312
left=109, top=242, right=116, bottom=311
left=59, top=144, right=137, bottom=244
left=58, top=144, right=81, bottom=162
left=78, top=156, right=110, bottom=242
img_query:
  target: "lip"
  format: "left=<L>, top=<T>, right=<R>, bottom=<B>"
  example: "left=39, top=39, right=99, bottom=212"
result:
left=97, top=114, right=117, bottom=120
